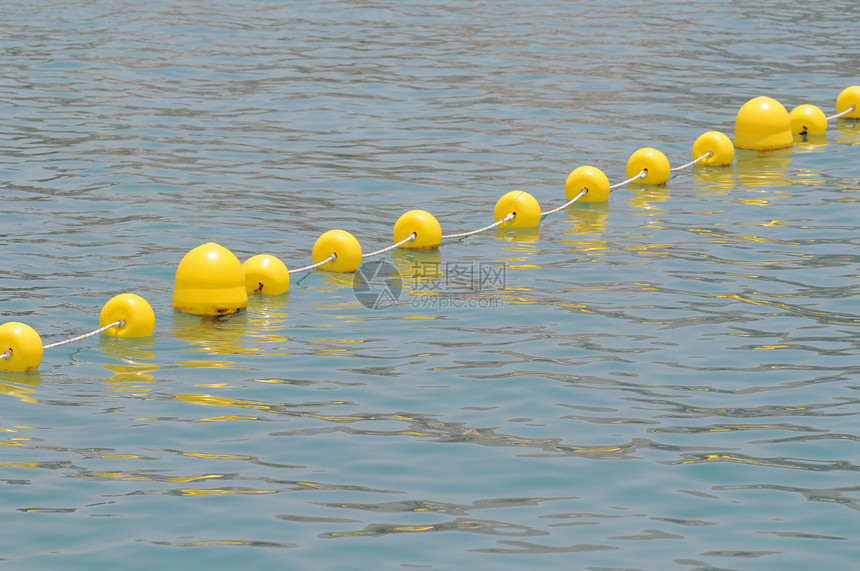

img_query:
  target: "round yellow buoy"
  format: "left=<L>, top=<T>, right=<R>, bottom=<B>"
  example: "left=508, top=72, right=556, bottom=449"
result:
left=100, top=293, right=156, bottom=338
left=172, top=243, right=248, bottom=317
left=0, top=322, right=43, bottom=372
left=494, top=190, right=541, bottom=229
left=733, top=96, right=792, bottom=150
left=312, top=230, right=362, bottom=273
left=565, top=166, right=610, bottom=203
left=393, top=210, right=441, bottom=250
left=692, top=131, right=735, bottom=166
left=243, top=254, right=290, bottom=295
left=789, top=104, right=827, bottom=136
left=626, top=147, right=670, bottom=185
left=835, top=86, right=860, bottom=119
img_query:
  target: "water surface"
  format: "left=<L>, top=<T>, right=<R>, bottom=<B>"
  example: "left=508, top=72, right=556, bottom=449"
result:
left=1, top=1, right=859, bottom=569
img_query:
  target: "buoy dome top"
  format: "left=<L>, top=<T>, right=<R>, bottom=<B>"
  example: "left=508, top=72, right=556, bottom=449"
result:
left=733, top=96, right=793, bottom=151
left=173, top=242, right=248, bottom=316
left=175, top=243, right=245, bottom=288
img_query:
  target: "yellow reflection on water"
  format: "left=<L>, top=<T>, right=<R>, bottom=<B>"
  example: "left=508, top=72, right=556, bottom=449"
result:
left=315, top=271, right=356, bottom=292
left=834, top=120, right=860, bottom=145
left=165, top=474, right=224, bottom=483
left=627, top=184, right=669, bottom=212
left=0, top=381, right=39, bottom=403
left=245, top=296, right=290, bottom=347
left=309, top=336, right=363, bottom=357
left=172, top=392, right=270, bottom=411
left=495, top=227, right=541, bottom=243
left=792, top=133, right=828, bottom=153
left=178, top=360, right=244, bottom=369
left=172, top=298, right=297, bottom=362
left=100, top=365, right=159, bottom=389
left=392, top=249, right=444, bottom=287
left=180, top=489, right=276, bottom=496
left=686, top=226, right=798, bottom=246
left=182, top=452, right=251, bottom=460
left=693, top=164, right=736, bottom=193
left=559, top=202, right=611, bottom=256
left=733, top=149, right=793, bottom=198
left=172, top=310, right=253, bottom=366
left=100, top=336, right=159, bottom=386
left=565, top=202, right=610, bottom=233
left=494, top=287, right=537, bottom=305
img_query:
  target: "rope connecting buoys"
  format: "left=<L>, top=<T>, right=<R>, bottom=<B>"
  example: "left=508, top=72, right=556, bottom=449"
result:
left=565, top=166, right=611, bottom=203
left=0, top=293, right=155, bottom=371
left=692, top=131, right=734, bottom=166
left=242, top=254, right=290, bottom=296
left=494, top=191, right=542, bottom=228
left=836, top=85, right=860, bottom=120
left=0, top=322, right=43, bottom=373
left=626, top=147, right=671, bottom=185
left=312, top=229, right=362, bottom=273
left=99, top=293, right=156, bottom=338
left=172, top=242, right=248, bottom=316
left=393, top=210, right=442, bottom=250
left=733, top=96, right=793, bottom=150
left=789, top=104, right=827, bottom=136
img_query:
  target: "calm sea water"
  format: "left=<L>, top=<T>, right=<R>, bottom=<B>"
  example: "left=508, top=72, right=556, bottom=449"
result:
left=2, top=1, right=859, bottom=569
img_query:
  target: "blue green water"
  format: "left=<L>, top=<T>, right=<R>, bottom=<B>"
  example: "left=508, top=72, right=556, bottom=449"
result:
left=2, top=1, right=859, bottom=569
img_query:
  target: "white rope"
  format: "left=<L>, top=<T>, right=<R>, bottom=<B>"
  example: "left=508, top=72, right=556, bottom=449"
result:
left=826, top=104, right=855, bottom=121
left=609, top=170, right=646, bottom=192
left=42, top=319, right=125, bottom=350
left=362, top=233, right=416, bottom=258
left=670, top=150, right=712, bottom=172
left=541, top=188, right=587, bottom=216
left=288, top=253, right=335, bottom=274
left=0, top=349, right=10, bottom=361
left=441, top=213, right=515, bottom=240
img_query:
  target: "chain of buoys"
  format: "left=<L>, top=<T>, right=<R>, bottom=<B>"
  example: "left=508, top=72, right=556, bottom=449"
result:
left=2, top=86, right=858, bottom=372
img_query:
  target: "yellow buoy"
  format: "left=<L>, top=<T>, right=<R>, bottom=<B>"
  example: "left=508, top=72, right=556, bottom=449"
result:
left=494, top=190, right=541, bottom=228
left=242, top=254, right=290, bottom=295
left=789, top=104, right=827, bottom=136
left=393, top=210, right=442, bottom=250
left=312, top=230, right=362, bottom=273
left=835, top=86, right=860, bottom=119
left=0, top=322, right=43, bottom=372
left=626, top=147, right=670, bottom=185
left=100, top=293, right=156, bottom=338
left=733, top=96, right=792, bottom=150
left=565, top=166, right=610, bottom=202
left=692, top=131, right=735, bottom=166
left=172, top=243, right=248, bottom=317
